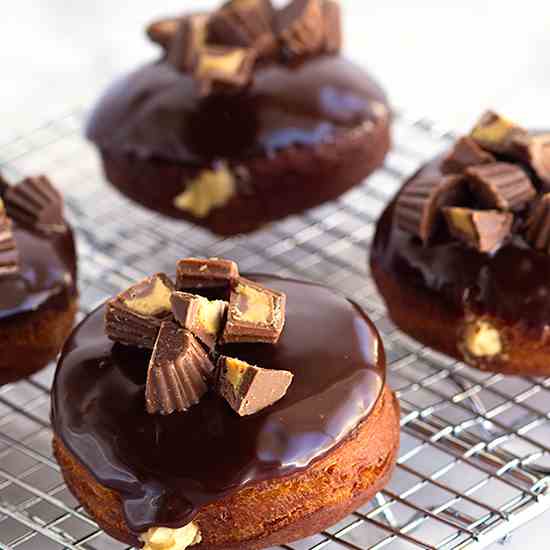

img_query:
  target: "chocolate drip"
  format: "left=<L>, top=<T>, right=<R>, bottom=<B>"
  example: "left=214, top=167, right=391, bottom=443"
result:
left=51, top=276, right=384, bottom=542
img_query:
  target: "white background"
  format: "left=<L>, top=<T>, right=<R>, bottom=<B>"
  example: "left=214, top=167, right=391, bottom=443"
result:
left=1, top=1, right=550, bottom=547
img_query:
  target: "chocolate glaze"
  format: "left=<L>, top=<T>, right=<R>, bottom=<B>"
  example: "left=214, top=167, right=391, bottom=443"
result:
left=51, top=275, right=385, bottom=542
left=372, top=155, right=550, bottom=336
left=0, top=221, right=77, bottom=322
left=86, top=56, right=388, bottom=164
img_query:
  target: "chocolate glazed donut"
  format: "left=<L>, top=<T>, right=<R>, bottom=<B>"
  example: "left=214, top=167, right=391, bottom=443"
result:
left=86, top=0, right=391, bottom=235
left=51, top=275, right=399, bottom=549
left=0, top=176, right=78, bottom=383
left=371, top=111, right=550, bottom=375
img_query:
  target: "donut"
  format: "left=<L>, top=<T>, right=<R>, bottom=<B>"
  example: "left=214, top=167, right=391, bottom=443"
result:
left=0, top=174, right=77, bottom=383
left=51, top=258, right=399, bottom=550
left=86, top=0, right=391, bottom=236
left=371, top=110, right=550, bottom=375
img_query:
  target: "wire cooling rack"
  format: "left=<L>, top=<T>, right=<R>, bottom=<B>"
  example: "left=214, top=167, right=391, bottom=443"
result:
left=1, top=110, right=550, bottom=550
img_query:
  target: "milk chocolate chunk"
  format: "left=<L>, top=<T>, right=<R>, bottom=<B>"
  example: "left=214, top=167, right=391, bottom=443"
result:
left=321, top=0, right=342, bottom=54
left=276, top=0, right=325, bottom=59
left=216, top=356, right=293, bottom=416
left=146, top=322, right=215, bottom=415
left=146, top=16, right=182, bottom=49
left=470, top=110, right=528, bottom=155
left=466, top=163, right=536, bottom=211
left=171, top=291, right=228, bottom=349
left=0, top=199, right=19, bottom=278
left=441, top=137, right=496, bottom=174
left=176, top=257, right=239, bottom=293
left=208, top=0, right=277, bottom=59
left=105, top=273, right=175, bottom=349
left=194, top=46, right=257, bottom=94
left=443, top=207, right=513, bottom=253
left=526, top=194, right=550, bottom=253
left=394, top=174, right=465, bottom=244
left=513, top=133, right=550, bottom=188
left=221, top=277, right=286, bottom=344
left=4, top=176, right=65, bottom=232
left=168, top=15, right=209, bottom=73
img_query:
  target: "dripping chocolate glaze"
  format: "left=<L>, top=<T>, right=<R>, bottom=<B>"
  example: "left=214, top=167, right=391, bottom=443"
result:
left=372, top=155, right=550, bottom=335
left=0, top=221, right=77, bottom=321
left=86, top=56, right=389, bottom=164
left=52, top=276, right=385, bottom=541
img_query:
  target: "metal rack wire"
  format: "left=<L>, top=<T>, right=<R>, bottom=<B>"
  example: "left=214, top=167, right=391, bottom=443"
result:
left=1, top=109, right=550, bottom=550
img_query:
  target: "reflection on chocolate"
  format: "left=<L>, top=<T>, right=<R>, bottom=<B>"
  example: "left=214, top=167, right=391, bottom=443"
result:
left=51, top=276, right=385, bottom=542
left=0, top=220, right=76, bottom=322
left=86, top=56, right=388, bottom=164
left=372, top=155, right=550, bottom=335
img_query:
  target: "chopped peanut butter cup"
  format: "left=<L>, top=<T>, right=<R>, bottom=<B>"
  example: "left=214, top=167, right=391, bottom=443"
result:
left=176, top=257, right=239, bottom=292
left=4, top=175, right=65, bottom=233
left=168, top=14, right=210, bottom=73
left=146, top=322, right=215, bottom=415
left=395, top=175, right=465, bottom=244
left=466, top=163, right=536, bottom=211
left=171, top=291, right=227, bottom=349
left=208, top=0, right=277, bottom=58
left=321, top=0, right=342, bottom=54
left=146, top=16, right=182, bottom=49
left=216, top=356, right=293, bottom=416
left=513, top=133, right=550, bottom=188
left=276, top=0, right=324, bottom=59
left=526, top=194, right=550, bottom=253
left=470, top=110, right=528, bottom=155
left=221, top=277, right=286, bottom=344
left=105, top=273, right=175, bottom=349
left=441, top=137, right=495, bottom=175
left=0, top=199, right=19, bottom=278
left=443, top=207, right=513, bottom=253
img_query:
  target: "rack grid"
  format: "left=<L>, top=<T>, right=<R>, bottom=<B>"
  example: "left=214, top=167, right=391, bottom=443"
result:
left=1, top=110, right=550, bottom=550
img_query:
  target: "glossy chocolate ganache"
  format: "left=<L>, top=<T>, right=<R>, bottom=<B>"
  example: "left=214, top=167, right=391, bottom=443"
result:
left=86, top=56, right=389, bottom=165
left=372, top=152, right=550, bottom=336
left=0, top=180, right=76, bottom=322
left=51, top=275, right=385, bottom=539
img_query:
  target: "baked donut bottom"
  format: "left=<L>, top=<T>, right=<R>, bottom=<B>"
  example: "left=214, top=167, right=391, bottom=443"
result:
left=99, top=119, right=390, bottom=236
left=371, top=258, right=550, bottom=376
left=53, top=385, right=399, bottom=549
left=0, top=297, right=78, bottom=384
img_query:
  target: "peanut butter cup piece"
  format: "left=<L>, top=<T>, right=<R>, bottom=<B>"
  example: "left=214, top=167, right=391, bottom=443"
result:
left=176, top=257, right=239, bottom=293
left=443, top=207, right=513, bottom=253
left=513, top=133, right=550, bottom=188
left=470, top=110, right=528, bottom=155
left=4, top=175, right=65, bottom=233
left=146, top=16, right=182, bottom=49
left=146, top=322, right=215, bottom=415
left=221, top=277, right=286, bottom=344
left=0, top=199, right=19, bottom=278
left=275, top=0, right=324, bottom=59
left=441, top=137, right=496, bottom=174
left=526, top=193, right=550, bottom=253
left=208, top=0, right=277, bottom=59
left=394, top=174, right=465, bottom=244
left=216, top=356, right=293, bottom=416
left=105, top=273, right=175, bottom=349
left=171, top=291, right=228, bottom=349
left=168, top=14, right=210, bottom=73
left=194, top=45, right=257, bottom=94
left=321, top=0, right=342, bottom=54
left=466, top=162, right=536, bottom=211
